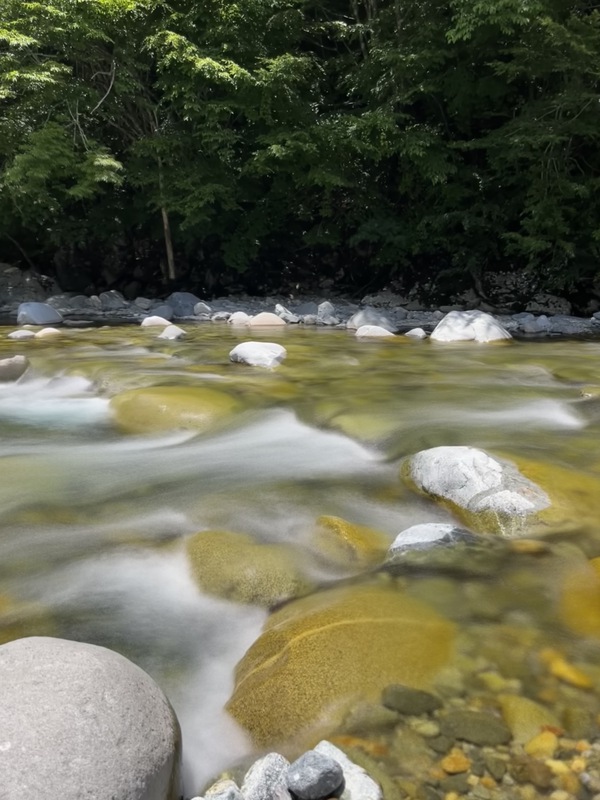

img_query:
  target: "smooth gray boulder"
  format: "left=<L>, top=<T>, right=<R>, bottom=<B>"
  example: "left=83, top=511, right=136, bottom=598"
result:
left=165, top=291, right=202, bottom=317
left=17, top=302, right=63, bottom=325
left=0, top=636, right=181, bottom=800
left=347, top=308, right=395, bottom=331
left=0, top=354, right=29, bottom=381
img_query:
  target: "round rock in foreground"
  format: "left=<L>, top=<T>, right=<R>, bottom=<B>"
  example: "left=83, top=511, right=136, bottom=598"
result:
left=0, top=636, right=181, bottom=800
left=229, top=341, right=287, bottom=368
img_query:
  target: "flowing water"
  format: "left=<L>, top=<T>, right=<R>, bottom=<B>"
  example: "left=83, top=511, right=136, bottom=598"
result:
left=2, top=323, right=600, bottom=793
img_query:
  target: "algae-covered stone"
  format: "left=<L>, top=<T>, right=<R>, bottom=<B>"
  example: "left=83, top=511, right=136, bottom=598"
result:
left=401, top=446, right=550, bottom=535
left=227, top=583, right=455, bottom=746
left=498, top=694, right=561, bottom=744
left=109, top=386, right=240, bottom=434
left=439, top=710, right=511, bottom=746
left=311, top=515, right=390, bottom=569
left=186, top=530, right=313, bottom=607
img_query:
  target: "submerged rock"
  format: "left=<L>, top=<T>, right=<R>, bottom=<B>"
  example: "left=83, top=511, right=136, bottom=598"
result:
left=227, top=583, right=455, bottom=746
left=109, top=385, right=240, bottom=434
left=0, top=636, right=181, bottom=800
left=401, top=446, right=551, bottom=535
left=311, top=515, right=389, bottom=569
left=430, top=310, right=511, bottom=343
left=0, top=354, right=28, bottom=381
left=185, top=530, right=312, bottom=606
left=355, top=325, right=396, bottom=339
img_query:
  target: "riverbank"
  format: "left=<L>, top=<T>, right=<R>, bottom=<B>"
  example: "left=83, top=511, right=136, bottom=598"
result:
left=2, top=286, right=600, bottom=339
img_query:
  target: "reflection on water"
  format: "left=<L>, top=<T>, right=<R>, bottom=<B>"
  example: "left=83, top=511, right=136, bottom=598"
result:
left=1, top=325, right=600, bottom=789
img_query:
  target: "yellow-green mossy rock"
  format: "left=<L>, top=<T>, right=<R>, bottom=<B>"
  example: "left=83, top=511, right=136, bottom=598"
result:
left=227, top=582, right=455, bottom=746
left=498, top=694, right=561, bottom=744
left=185, top=531, right=313, bottom=607
left=311, top=515, right=390, bottom=569
left=512, top=458, right=600, bottom=532
left=109, top=386, right=240, bottom=434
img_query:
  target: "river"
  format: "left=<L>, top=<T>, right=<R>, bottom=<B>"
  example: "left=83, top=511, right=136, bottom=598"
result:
left=1, top=323, right=600, bottom=794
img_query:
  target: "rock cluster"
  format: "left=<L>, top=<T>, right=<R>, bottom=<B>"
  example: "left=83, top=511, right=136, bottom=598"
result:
left=2, top=282, right=600, bottom=338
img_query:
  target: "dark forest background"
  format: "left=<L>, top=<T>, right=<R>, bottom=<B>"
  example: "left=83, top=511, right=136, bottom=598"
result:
left=1, top=0, right=599, bottom=304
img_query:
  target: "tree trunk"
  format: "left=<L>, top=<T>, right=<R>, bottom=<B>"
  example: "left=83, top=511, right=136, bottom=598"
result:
left=157, top=157, right=176, bottom=281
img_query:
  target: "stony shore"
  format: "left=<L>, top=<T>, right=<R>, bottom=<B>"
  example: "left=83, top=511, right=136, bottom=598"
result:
left=2, top=285, right=600, bottom=339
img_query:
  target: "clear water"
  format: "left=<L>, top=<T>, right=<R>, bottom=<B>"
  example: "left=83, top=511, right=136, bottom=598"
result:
left=2, top=324, right=600, bottom=791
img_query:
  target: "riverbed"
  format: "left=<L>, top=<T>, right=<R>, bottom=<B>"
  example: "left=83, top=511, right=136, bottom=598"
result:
left=1, top=323, right=600, bottom=795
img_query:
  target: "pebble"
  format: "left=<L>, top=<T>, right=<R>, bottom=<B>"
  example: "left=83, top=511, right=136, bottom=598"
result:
left=287, top=751, right=344, bottom=799
left=382, top=684, right=442, bottom=716
left=439, top=710, right=512, bottom=746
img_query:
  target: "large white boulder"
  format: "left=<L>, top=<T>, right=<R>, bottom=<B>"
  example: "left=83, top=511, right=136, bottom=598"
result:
left=0, top=637, right=181, bottom=800
left=402, top=446, right=550, bottom=534
left=430, top=310, right=511, bottom=343
left=230, top=341, right=287, bottom=368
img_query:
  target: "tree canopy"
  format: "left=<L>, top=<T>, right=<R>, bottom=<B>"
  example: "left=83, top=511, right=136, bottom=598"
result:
left=1, top=0, right=599, bottom=302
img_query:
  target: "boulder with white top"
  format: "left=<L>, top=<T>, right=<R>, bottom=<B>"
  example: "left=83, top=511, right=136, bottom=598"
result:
left=248, top=311, right=286, bottom=327
left=401, top=446, right=550, bottom=535
left=355, top=325, right=395, bottom=339
left=230, top=341, right=287, bottom=368
left=430, top=310, right=511, bottom=343
left=158, top=324, right=186, bottom=340
left=141, top=315, right=172, bottom=328
left=0, top=636, right=181, bottom=800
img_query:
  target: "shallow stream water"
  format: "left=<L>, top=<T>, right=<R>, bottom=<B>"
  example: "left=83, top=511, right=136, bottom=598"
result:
left=2, top=323, right=600, bottom=794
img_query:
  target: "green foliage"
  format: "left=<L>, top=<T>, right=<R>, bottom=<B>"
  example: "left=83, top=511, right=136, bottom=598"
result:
left=0, top=0, right=598, bottom=298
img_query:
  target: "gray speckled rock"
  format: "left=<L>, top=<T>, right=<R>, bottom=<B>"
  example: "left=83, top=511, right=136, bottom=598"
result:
left=317, top=301, right=339, bottom=325
left=314, top=741, right=381, bottom=800
left=17, top=302, right=63, bottom=325
left=242, top=753, right=292, bottom=800
left=165, top=291, right=202, bottom=317
left=0, top=636, right=181, bottom=800
left=287, top=750, right=344, bottom=799
left=0, top=354, right=29, bottom=381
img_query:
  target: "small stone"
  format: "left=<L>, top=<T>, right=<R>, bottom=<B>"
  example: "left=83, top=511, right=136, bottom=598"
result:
left=509, top=755, right=553, bottom=789
left=410, top=719, right=440, bottom=738
left=242, top=753, right=292, bottom=800
left=539, top=648, right=593, bottom=689
left=429, top=736, right=453, bottom=754
left=440, top=748, right=471, bottom=774
left=314, top=741, right=382, bottom=800
left=499, top=694, right=561, bottom=744
left=7, top=329, right=35, bottom=340
left=483, top=753, right=507, bottom=781
left=382, top=685, right=442, bottom=716
left=287, top=750, right=344, bottom=800
left=205, top=778, right=244, bottom=800
left=35, top=327, right=62, bottom=338
left=439, top=710, right=511, bottom=746
left=404, top=328, right=427, bottom=339
left=439, top=773, right=470, bottom=794
left=524, top=730, right=558, bottom=759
